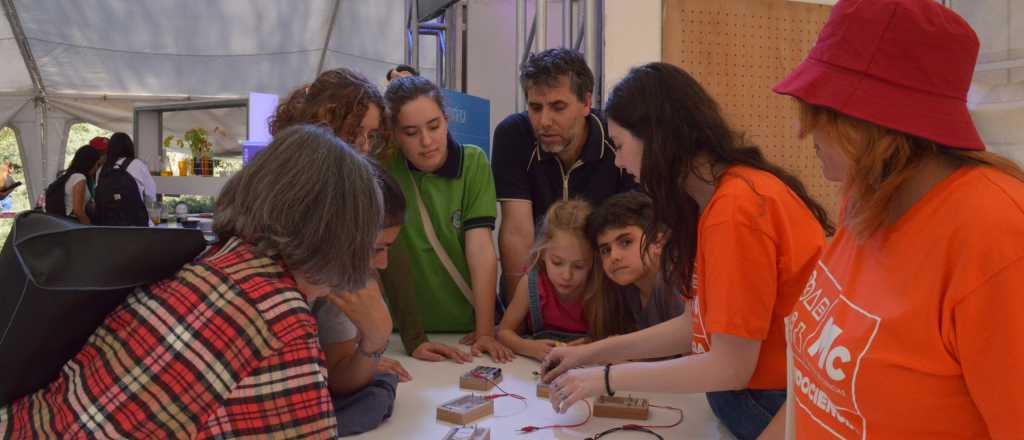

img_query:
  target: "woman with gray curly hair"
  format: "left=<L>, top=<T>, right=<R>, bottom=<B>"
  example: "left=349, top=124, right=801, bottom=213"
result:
left=2, top=124, right=382, bottom=439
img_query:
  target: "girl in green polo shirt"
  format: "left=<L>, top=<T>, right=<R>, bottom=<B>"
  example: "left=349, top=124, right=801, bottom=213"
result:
left=379, top=76, right=514, bottom=363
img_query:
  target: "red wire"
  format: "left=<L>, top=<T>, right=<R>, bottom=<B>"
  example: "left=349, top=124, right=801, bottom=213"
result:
left=517, top=399, right=592, bottom=433
left=627, top=404, right=685, bottom=429
left=518, top=401, right=683, bottom=434
left=471, top=371, right=526, bottom=401
left=472, top=368, right=683, bottom=435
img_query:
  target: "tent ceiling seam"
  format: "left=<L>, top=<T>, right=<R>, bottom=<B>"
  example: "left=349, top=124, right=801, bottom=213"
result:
left=325, top=48, right=403, bottom=64
left=25, top=36, right=323, bottom=58
left=316, top=0, right=342, bottom=77
left=1, top=0, right=45, bottom=100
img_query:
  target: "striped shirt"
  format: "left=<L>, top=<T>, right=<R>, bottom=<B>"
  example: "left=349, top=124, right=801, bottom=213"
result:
left=0, top=237, right=337, bottom=439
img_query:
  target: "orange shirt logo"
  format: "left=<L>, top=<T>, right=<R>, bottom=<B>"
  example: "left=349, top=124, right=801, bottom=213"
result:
left=788, top=262, right=880, bottom=439
left=689, top=272, right=710, bottom=354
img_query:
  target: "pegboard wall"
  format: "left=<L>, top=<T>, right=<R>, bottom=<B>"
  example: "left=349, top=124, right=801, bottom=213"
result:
left=662, top=0, right=840, bottom=220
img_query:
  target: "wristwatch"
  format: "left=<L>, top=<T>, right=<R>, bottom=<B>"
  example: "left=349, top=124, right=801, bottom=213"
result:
left=356, top=339, right=388, bottom=360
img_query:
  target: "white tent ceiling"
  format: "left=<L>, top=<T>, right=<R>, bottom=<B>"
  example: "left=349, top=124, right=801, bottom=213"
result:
left=0, top=0, right=1020, bottom=201
left=0, top=9, right=31, bottom=91
left=0, top=0, right=414, bottom=200
left=953, top=0, right=1024, bottom=164
left=1, top=0, right=409, bottom=97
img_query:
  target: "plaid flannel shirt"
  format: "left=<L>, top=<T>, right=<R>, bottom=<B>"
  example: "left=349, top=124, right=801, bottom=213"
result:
left=0, top=237, right=337, bottom=439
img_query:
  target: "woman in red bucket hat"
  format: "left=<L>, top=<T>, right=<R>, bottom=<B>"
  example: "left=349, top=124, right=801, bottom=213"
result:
left=768, top=0, right=1024, bottom=438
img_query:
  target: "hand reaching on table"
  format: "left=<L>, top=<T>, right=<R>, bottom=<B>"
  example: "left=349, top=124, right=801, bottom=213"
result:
left=459, top=331, right=477, bottom=345
left=377, top=356, right=412, bottom=382
left=548, top=366, right=604, bottom=414
left=521, top=339, right=560, bottom=361
left=471, top=334, right=515, bottom=363
left=412, top=341, right=472, bottom=363
left=540, top=343, right=597, bottom=383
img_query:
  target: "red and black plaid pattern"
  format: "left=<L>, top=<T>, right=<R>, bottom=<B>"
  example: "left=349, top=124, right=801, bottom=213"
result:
left=0, top=238, right=336, bottom=439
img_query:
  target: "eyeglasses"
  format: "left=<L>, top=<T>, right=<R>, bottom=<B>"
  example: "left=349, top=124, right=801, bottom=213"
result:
left=352, top=130, right=390, bottom=156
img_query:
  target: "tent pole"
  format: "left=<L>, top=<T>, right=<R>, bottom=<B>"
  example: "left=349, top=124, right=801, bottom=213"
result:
left=316, top=0, right=342, bottom=77
left=1, top=0, right=45, bottom=101
left=3, top=0, right=49, bottom=200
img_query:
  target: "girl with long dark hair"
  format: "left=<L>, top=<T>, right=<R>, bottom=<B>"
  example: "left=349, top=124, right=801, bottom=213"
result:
left=100, top=132, right=156, bottom=224
left=48, top=145, right=102, bottom=223
left=542, top=62, right=832, bottom=440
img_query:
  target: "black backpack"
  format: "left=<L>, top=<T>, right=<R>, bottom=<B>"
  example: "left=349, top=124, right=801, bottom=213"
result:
left=0, top=211, right=206, bottom=406
left=43, top=174, right=72, bottom=217
left=94, top=158, right=148, bottom=226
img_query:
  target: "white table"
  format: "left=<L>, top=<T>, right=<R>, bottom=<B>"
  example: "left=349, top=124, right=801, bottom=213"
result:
left=353, top=334, right=735, bottom=439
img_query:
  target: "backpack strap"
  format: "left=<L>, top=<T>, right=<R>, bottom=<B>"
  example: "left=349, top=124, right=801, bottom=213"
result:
left=115, top=157, right=133, bottom=171
left=526, top=270, right=544, bottom=334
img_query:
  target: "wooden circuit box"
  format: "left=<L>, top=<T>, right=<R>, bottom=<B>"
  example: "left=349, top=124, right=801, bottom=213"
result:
left=436, top=395, right=494, bottom=425
left=536, top=381, right=551, bottom=398
left=460, top=366, right=503, bottom=391
left=593, top=395, right=650, bottom=420
left=441, top=425, right=491, bottom=440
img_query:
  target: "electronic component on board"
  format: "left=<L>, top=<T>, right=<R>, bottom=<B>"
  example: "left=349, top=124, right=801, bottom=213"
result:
left=536, top=381, right=551, bottom=398
left=441, top=425, right=491, bottom=440
left=436, top=395, right=494, bottom=425
left=460, top=366, right=503, bottom=391
left=593, top=395, right=651, bottom=420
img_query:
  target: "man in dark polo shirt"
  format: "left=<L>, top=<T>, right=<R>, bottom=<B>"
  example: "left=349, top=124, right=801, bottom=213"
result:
left=492, top=48, right=634, bottom=304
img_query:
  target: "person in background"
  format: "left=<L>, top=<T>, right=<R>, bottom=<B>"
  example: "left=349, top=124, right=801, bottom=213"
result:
left=0, top=161, right=19, bottom=212
left=88, top=136, right=109, bottom=194
left=585, top=192, right=685, bottom=341
left=380, top=75, right=513, bottom=363
left=63, top=146, right=102, bottom=223
left=89, top=136, right=109, bottom=154
left=271, top=67, right=387, bottom=156
left=491, top=48, right=634, bottom=307
left=314, top=167, right=410, bottom=436
left=1, top=124, right=382, bottom=438
left=542, top=63, right=832, bottom=440
left=386, top=64, right=419, bottom=82
left=97, top=132, right=156, bottom=225
left=497, top=199, right=601, bottom=360
left=762, top=0, right=1024, bottom=438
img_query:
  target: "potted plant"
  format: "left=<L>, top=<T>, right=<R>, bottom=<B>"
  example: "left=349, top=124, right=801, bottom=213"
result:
left=164, top=128, right=214, bottom=176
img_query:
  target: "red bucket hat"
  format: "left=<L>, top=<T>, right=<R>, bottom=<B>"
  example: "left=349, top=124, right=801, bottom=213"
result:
left=89, top=136, right=109, bottom=152
left=773, top=0, right=984, bottom=150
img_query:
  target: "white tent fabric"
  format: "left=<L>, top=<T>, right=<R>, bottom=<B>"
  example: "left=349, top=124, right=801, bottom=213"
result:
left=954, top=0, right=1024, bottom=162
left=0, top=96, right=29, bottom=125
left=13, top=0, right=386, bottom=97
left=1, top=0, right=409, bottom=201
left=0, top=14, right=31, bottom=91
left=0, top=0, right=1020, bottom=201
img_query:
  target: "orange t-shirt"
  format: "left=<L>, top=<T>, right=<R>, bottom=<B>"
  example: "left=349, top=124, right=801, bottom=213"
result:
left=689, top=165, right=825, bottom=389
left=788, top=166, right=1024, bottom=439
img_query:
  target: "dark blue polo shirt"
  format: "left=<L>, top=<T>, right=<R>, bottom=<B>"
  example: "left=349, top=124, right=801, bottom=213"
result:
left=491, top=110, right=635, bottom=225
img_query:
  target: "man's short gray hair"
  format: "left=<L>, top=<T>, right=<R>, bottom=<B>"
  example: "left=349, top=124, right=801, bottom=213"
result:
left=214, top=124, right=383, bottom=291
